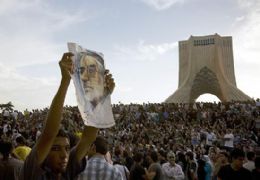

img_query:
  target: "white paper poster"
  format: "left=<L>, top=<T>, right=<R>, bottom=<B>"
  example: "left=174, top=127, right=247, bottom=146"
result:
left=68, top=42, right=115, bottom=128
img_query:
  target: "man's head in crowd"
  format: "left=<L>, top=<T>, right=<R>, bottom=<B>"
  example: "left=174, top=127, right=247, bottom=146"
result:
left=16, top=136, right=26, bottom=146
left=133, top=152, right=143, bottom=164
left=226, top=129, right=232, bottom=134
left=255, top=157, right=260, bottom=170
left=186, top=151, right=194, bottom=162
left=208, top=149, right=217, bottom=162
left=158, top=149, right=166, bottom=162
left=0, top=140, right=13, bottom=159
left=230, top=148, right=245, bottom=170
left=246, top=151, right=255, bottom=161
left=167, top=151, right=176, bottom=166
left=13, top=136, right=31, bottom=161
left=88, top=136, right=108, bottom=157
left=217, top=151, right=229, bottom=164
left=44, top=129, right=70, bottom=173
left=148, top=151, right=158, bottom=164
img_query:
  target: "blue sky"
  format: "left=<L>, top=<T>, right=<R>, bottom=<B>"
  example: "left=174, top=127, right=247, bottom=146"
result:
left=0, top=0, right=259, bottom=110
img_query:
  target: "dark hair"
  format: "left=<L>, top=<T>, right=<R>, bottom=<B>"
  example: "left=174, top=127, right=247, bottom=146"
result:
left=123, top=150, right=129, bottom=158
left=16, top=136, right=26, bottom=145
left=177, top=152, right=187, bottom=171
left=57, top=129, right=69, bottom=139
left=133, top=152, right=143, bottom=163
left=68, top=133, right=79, bottom=148
left=150, top=151, right=158, bottom=162
left=159, top=149, right=166, bottom=158
left=219, top=151, right=229, bottom=158
left=114, top=146, right=121, bottom=156
left=230, top=148, right=245, bottom=160
left=0, top=141, right=13, bottom=158
left=186, top=151, right=194, bottom=160
left=197, top=159, right=206, bottom=180
left=246, top=151, right=255, bottom=161
left=255, top=157, right=260, bottom=168
left=94, top=136, right=108, bottom=155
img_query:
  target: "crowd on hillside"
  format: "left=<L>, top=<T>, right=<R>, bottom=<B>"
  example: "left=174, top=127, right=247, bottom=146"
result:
left=1, top=100, right=260, bottom=179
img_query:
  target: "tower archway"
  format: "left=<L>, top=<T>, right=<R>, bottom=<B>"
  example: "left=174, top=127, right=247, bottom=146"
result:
left=189, top=66, right=223, bottom=102
left=165, top=34, right=251, bottom=103
left=196, top=94, right=220, bottom=103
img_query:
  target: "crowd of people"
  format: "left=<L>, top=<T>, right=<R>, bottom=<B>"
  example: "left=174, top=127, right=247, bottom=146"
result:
left=1, top=53, right=260, bottom=180
left=1, top=100, right=260, bottom=179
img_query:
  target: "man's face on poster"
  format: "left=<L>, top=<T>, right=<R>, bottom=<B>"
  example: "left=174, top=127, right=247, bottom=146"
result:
left=80, top=55, right=104, bottom=102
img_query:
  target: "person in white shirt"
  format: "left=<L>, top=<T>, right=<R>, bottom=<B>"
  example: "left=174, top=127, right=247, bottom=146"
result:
left=162, top=151, right=184, bottom=180
left=11, top=110, right=18, bottom=121
left=223, top=129, right=234, bottom=151
left=243, top=151, right=255, bottom=171
left=206, top=129, right=216, bottom=147
left=3, top=109, right=10, bottom=120
left=114, top=163, right=129, bottom=180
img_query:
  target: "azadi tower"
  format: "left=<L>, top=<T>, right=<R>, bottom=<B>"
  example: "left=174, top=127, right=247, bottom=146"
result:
left=165, top=34, right=252, bottom=103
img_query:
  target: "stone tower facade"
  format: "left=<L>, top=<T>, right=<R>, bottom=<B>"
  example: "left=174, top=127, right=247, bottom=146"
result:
left=165, top=34, right=251, bottom=103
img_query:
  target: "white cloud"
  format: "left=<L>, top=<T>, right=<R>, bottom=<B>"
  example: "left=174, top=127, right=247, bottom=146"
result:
left=0, top=0, right=91, bottom=110
left=235, top=0, right=259, bottom=9
left=231, top=0, right=260, bottom=98
left=116, top=85, right=133, bottom=93
left=234, top=16, right=245, bottom=22
left=0, top=62, right=59, bottom=110
left=114, top=41, right=178, bottom=61
left=140, top=0, right=185, bottom=10
left=0, top=63, right=57, bottom=90
left=0, top=34, right=63, bottom=67
left=0, top=0, right=88, bottom=67
left=0, top=0, right=38, bottom=15
left=232, top=0, right=260, bottom=63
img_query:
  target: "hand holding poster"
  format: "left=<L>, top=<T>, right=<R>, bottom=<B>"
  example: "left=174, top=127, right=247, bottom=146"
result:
left=68, top=42, right=115, bottom=128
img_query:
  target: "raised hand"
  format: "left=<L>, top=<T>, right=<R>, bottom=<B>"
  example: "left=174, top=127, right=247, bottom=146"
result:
left=104, top=69, right=115, bottom=95
left=59, top=52, right=74, bottom=81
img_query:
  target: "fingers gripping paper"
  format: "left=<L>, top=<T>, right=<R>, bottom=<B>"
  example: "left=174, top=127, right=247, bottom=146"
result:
left=68, top=42, right=115, bottom=128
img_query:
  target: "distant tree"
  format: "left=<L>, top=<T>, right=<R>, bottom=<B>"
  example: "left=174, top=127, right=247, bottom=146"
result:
left=0, top=102, right=14, bottom=110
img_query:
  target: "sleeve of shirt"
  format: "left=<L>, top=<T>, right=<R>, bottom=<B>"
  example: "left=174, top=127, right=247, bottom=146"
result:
left=190, top=162, right=197, bottom=172
left=148, top=164, right=157, bottom=173
left=204, top=163, right=212, bottom=173
left=174, top=165, right=185, bottom=180
left=114, top=167, right=124, bottom=180
left=19, top=146, right=45, bottom=180
left=138, top=165, right=146, bottom=177
left=161, top=164, right=167, bottom=176
left=66, top=147, right=87, bottom=179
left=217, top=165, right=226, bottom=179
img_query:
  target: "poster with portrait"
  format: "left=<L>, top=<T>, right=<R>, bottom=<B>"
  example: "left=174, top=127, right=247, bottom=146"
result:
left=68, top=42, right=115, bottom=128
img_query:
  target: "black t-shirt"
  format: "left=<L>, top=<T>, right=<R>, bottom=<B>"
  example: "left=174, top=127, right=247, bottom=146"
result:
left=19, top=146, right=86, bottom=180
left=217, top=164, right=252, bottom=180
left=252, top=169, right=260, bottom=180
left=130, top=163, right=145, bottom=180
left=186, top=161, right=197, bottom=180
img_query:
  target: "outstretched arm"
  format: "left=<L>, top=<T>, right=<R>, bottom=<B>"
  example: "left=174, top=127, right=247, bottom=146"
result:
left=75, top=126, right=98, bottom=162
left=35, top=52, right=73, bottom=165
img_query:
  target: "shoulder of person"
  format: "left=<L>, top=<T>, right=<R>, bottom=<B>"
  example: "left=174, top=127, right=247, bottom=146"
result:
left=113, top=165, right=123, bottom=175
left=175, top=163, right=182, bottom=168
left=219, top=164, right=231, bottom=172
left=162, top=162, right=169, bottom=168
left=241, top=167, right=252, bottom=174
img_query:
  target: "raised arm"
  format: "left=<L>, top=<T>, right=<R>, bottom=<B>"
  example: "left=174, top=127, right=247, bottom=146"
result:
left=75, top=69, right=115, bottom=162
left=75, top=126, right=98, bottom=162
left=35, top=52, right=73, bottom=164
